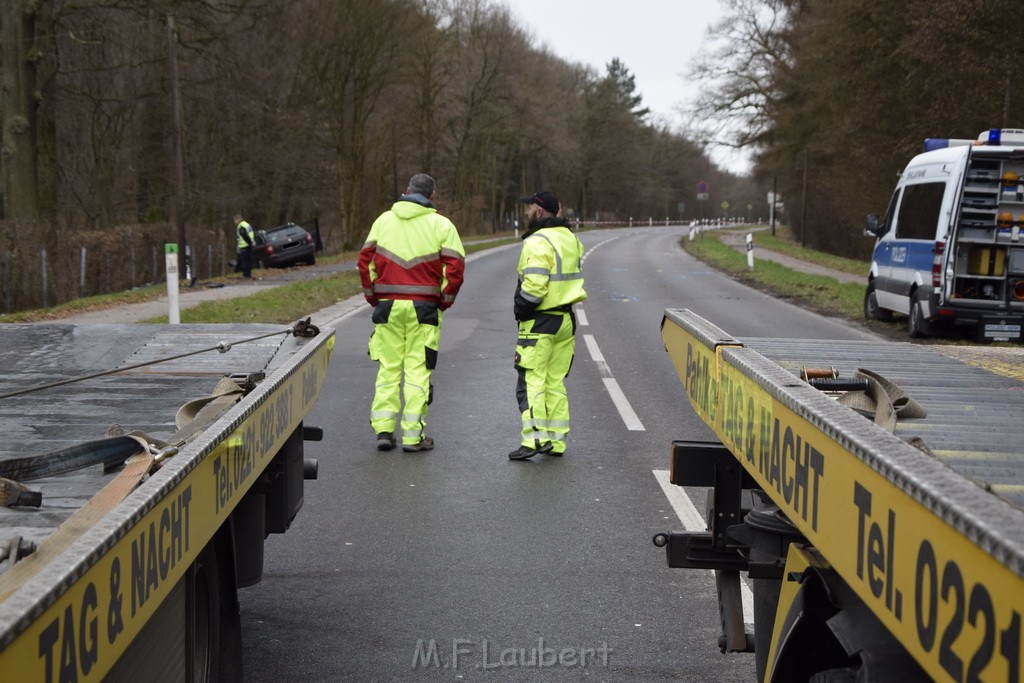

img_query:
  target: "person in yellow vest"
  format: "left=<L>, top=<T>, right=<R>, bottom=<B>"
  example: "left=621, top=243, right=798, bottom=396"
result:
left=358, top=174, right=465, bottom=452
left=509, top=191, right=587, bottom=460
left=233, top=213, right=255, bottom=279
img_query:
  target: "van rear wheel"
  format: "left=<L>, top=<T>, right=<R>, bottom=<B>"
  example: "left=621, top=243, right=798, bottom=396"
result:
left=864, top=283, right=892, bottom=321
left=908, top=299, right=930, bottom=338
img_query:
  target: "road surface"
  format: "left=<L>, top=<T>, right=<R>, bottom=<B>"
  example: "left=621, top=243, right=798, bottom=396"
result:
left=238, top=225, right=879, bottom=681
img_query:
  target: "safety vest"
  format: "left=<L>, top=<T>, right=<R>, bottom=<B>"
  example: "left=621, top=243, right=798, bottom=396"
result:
left=517, top=221, right=587, bottom=310
left=358, top=197, right=465, bottom=308
left=236, top=220, right=254, bottom=249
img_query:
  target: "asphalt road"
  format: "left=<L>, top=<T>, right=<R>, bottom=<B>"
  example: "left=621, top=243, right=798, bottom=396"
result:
left=238, top=226, right=880, bottom=682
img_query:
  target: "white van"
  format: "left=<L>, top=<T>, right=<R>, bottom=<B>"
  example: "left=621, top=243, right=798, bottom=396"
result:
left=865, top=128, right=1024, bottom=340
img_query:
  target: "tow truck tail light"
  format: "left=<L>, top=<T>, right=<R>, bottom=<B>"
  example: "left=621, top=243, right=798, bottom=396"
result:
left=932, top=241, right=945, bottom=288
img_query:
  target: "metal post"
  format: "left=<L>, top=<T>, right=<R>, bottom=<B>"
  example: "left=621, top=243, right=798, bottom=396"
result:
left=801, top=148, right=808, bottom=247
left=1, top=251, right=8, bottom=313
left=771, top=174, right=777, bottom=237
left=207, top=244, right=213, bottom=279
left=40, top=249, right=48, bottom=308
left=79, top=247, right=86, bottom=297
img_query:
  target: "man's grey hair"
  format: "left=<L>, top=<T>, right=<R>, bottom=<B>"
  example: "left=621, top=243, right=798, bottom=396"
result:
left=407, top=173, right=435, bottom=197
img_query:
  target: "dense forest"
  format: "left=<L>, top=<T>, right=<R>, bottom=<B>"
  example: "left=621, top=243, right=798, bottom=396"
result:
left=0, top=0, right=1019, bottom=311
left=692, top=0, right=1022, bottom=258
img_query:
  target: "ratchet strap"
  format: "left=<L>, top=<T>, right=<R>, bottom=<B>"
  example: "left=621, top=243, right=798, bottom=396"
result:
left=0, top=452, right=154, bottom=600
left=0, top=376, right=249, bottom=592
left=836, top=368, right=927, bottom=433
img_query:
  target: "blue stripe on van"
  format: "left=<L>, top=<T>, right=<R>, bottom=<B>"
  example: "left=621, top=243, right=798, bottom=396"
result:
left=873, top=240, right=935, bottom=272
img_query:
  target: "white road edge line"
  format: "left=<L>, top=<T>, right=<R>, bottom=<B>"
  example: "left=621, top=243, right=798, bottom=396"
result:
left=583, top=333, right=605, bottom=363
left=583, top=334, right=645, bottom=431
left=576, top=307, right=589, bottom=327
left=602, top=378, right=645, bottom=431
left=653, top=469, right=754, bottom=626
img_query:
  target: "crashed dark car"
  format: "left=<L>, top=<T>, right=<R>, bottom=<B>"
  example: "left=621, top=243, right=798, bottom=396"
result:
left=253, top=222, right=316, bottom=268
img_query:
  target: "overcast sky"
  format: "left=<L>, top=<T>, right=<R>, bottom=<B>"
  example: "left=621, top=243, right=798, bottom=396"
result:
left=501, top=0, right=751, bottom=174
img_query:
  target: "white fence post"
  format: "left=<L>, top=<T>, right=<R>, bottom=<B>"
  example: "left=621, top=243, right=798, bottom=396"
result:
left=165, top=243, right=180, bottom=323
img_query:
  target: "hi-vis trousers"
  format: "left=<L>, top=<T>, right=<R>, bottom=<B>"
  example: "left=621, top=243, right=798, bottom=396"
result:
left=514, top=309, right=576, bottom=454
left=368, top=299, right=440, bottom=447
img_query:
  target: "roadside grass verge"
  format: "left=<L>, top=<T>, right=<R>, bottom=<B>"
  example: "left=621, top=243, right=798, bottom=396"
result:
left=143, top=238, right=517, bottom=324
left=684, top=232, right=866, bottom=319
left=0, top=284, right=168, bottom=323
left=2, top=237, right=517, bottom=324
left=143, top=271, right=364, bottom=324
left=754, top=227, right=868, bottom=276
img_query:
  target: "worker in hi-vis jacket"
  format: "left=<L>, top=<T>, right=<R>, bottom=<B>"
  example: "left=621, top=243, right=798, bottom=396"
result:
left=357, top=174, right=465, bottom=453
left=509, top=191, right=587, bottom=461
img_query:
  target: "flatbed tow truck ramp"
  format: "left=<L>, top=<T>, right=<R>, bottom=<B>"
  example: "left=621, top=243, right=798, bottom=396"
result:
left=656, top=308, right=1024, bottom=683
left=0, top=321, right=333, bottom=681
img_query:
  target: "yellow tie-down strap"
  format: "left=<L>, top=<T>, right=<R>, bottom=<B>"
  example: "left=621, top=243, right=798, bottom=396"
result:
left=661, top=309, right=1024, bottom=683
left=0, top=332, right=334, bottom=682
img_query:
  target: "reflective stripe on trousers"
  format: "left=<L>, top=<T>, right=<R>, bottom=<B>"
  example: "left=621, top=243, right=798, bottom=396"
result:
left=367, top=299, right=440, bottom=446
left=514, top=310, right=575, bottom=453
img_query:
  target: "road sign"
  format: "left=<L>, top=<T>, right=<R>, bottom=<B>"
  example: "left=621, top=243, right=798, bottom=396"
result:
left=696, top=193, right=709, bottom=201
left=697, top=181, right=709, bottom=194
left=721, top=201, right=730, bottom=210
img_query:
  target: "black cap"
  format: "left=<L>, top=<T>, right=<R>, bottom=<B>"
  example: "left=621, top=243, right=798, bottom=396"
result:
left=519, top=191, right=560, bottom=214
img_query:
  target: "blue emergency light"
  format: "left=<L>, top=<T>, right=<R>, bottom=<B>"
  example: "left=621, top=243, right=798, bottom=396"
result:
left=922, top=138, right=974, bottom=152
left=922, top=128, right=1024, bottom=152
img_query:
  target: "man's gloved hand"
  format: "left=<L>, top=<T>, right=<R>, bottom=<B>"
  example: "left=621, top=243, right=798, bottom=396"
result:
left=513, top=293, right=537, bottom=322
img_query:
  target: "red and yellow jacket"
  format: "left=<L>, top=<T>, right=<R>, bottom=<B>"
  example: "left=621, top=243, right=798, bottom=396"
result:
left=358, top=196, right=465, bottom=309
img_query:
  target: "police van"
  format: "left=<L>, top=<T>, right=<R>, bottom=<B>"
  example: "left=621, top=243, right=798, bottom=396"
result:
left=865, top=128, right=1024, bottom=340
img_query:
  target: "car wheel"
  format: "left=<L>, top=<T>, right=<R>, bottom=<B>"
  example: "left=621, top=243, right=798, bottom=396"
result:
left=305, top=254, right=316, bottom=266
left=863, top=282, right=892, bottom=321
left=908, top=299, right=929, bottom=338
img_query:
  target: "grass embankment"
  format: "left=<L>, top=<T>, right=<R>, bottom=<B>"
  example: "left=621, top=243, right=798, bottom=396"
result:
left=0, top=237, right=517, bottom=325
left=752, top=229, right=868, bottom=276
left=684, top=228, right=868, bottom=319
left=141, top=238, right=517, bottom=324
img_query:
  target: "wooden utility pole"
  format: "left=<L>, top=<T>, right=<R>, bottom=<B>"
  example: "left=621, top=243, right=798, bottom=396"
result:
left=1004, top=65, right=1013, bottom=129
left=167, top=15, right=187, bottom=275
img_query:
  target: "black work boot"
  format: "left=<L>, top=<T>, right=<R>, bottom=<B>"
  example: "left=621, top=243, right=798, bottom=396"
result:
left=376, top=432, right=396, bottom=451
left=402, top=436, right=435, bottom=453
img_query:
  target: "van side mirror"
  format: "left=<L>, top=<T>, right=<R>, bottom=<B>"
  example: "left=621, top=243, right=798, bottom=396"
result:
left=865, top=214, right=883, bottom=238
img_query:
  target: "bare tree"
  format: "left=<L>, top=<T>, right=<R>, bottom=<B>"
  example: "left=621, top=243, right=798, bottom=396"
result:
left=687, top=0, right=793, bottom=153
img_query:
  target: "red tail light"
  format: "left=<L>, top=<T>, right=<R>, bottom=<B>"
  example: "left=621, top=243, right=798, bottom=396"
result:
left=932, top=241, right=945, bottom=287
left=264, top=245, right=275, bottom=255
left=305, top=234, right=313, bottom=245
left=1013, top=280, right=1024, bottom=301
